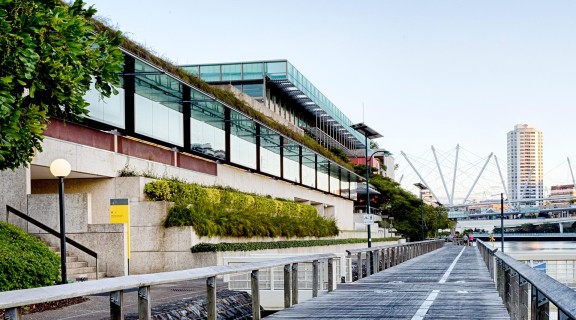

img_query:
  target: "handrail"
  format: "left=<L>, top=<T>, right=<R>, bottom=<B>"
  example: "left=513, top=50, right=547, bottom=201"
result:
left=477, top=239, right=576, bottom=319
left=0, top=253, right=338, bottom=320
left=5, top=205, right=98, bottom=279
left=346, top=239, right=444, bottom=280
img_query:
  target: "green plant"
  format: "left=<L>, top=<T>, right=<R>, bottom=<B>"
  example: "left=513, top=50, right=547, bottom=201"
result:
left=145, top=180, right=340, bottom=238
left=0, top=221, right=60, bottom=291
left=190, top=237, right=399, bottom=253
left=0, top=0, right=123, bottom=170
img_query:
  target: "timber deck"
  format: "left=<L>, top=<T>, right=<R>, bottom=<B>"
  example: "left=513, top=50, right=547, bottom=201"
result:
left=266, top=244, right=510, bottom=319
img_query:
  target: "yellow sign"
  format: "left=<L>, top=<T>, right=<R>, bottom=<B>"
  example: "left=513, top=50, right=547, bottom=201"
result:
left=110, top=199, right=131, bottom=260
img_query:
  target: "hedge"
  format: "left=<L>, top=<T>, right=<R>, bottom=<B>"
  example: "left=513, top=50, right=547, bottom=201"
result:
left=190, top=238, right=399, bottom=253
left=144, top=180, right=340, bottom=238
left=0, top=221, right=60, bottom=291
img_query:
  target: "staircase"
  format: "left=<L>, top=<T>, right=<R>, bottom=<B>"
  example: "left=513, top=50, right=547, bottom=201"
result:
left=47, top=244, right=106, bottom=282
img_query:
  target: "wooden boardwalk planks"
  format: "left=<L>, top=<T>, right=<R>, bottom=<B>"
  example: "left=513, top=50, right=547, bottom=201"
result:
left=266, top=245, right=510, bottom=319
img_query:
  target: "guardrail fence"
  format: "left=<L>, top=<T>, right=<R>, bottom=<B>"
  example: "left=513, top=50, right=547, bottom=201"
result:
left=0, top=253, right=337, bottom=320
left=346, top=239, right=444, bottom=280
left=477, top=239, right=576, bottom=319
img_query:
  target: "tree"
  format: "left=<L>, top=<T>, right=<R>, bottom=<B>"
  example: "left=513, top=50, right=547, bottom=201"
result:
left=354, top=164, right=451, bottom=240
left=0, top=0, right=123, bottom=170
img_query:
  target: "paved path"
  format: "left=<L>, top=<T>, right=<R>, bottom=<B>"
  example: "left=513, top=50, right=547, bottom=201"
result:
left=267, top=245, right=510, bottom=319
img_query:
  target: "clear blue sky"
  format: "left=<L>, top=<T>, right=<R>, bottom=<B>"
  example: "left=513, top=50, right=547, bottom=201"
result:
left=86, top=0, right=576, bottom=199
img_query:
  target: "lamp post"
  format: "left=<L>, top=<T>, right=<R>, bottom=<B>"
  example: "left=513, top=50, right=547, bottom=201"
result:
left=351, top=123, right=382, bottom=275
left=414, top=183, right=427, bottom=241
left=500, top=192, right=504, bottom=252
left=350, top=122, right=383, bottom=249
left=50, top=159, right=72, bottom=285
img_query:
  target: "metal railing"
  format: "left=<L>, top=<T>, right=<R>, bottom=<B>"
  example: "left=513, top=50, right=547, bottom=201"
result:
left=346, top=239, right=444, bottom=280
left=5, top=205, right=99, bottom=280
left=0, top=253, right=337, bottom=320
left=477, top=239, right=576, bottom=319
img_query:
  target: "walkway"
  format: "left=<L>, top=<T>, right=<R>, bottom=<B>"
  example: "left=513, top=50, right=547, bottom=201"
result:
left=267, top=245, right=509, bottom=319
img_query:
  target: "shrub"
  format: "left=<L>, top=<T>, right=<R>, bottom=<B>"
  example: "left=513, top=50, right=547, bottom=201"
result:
left=190, top=238, right=398, bottom=253
left=145, top=180, right=340, bottom=238
left=0, top=221, right=60, bottom=291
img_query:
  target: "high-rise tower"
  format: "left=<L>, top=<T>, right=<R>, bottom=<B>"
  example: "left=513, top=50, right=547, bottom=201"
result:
left=507, top=124, right=544, bottom=206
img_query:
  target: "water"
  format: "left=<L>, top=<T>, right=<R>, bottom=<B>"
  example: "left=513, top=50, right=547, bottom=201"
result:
left=501, top=240, right=576, bottom=253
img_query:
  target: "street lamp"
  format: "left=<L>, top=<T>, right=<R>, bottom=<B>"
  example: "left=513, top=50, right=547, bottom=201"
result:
left=351, top=122, right=383, bottom=249
left=50, top=159, right=71, bottom=285
left=414, top=182, right=427, bottom=241
left=351, top=123, right=382, bottom=275
left=500, top=193, right=504, bottom=252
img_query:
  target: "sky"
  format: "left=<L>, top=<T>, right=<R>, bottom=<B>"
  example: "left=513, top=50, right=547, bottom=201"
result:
left=85, top=0, right=576, bottom=202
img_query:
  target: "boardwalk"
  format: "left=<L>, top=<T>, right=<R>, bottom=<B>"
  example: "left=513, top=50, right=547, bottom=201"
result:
left=267, top=245, right=509, bottom=319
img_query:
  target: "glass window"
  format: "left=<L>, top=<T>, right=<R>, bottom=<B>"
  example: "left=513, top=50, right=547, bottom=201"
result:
left=329, top=164, right=340, bottom=195
left=134, top=61, right=183, bottom=146
left=85, top=78, right=125, bottom=128
left=242, top=84, right=263, bottom=98
left=265, top=61, right=287, bottom=80
left=350, top=175, right=361, bottom=201
left=222, top=64, right=242, bottom=82
left=340, top=170, right=350, bottom=199
left=283, top=138, right=300, bottom=183
left=260, top=126, right=281, bottom=176
left=230, top=110, right=256, bottom=169
left=242, top=63, right=263, bottom=80
left=190, top=92, right=226, bottom=160
left=317, top=156, right=329, bottom=192
left=200, top=65, right=221, bottom=82
left=302, top=148, right=316, bottom=188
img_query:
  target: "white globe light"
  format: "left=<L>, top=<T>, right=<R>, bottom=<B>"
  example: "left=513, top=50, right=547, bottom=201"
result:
left=50, top=159, right=71, bottom=177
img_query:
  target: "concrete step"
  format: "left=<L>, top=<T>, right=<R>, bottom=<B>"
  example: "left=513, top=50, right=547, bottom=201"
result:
left=68, top=261, right=88, bottom=269
left=67, top=271, right=106, bottom=282
left=66, top=256, right=78, bottom=263
left=68, top=266, right=97, bottom=275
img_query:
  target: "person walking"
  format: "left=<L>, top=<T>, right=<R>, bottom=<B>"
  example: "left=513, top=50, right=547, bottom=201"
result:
left=463, top=234, right=469, bottom=246
left=468, top=234, right=474, bottom=246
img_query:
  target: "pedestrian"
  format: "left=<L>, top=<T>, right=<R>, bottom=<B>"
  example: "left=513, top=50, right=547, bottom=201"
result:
left=489, top=233, right=495, bottom=243
left=463, top=234, right=469, bottom=246
left=468, top=234, right=474, bottom=246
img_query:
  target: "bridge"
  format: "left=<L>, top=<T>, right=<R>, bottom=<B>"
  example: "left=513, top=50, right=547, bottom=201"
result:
left=1, top=240, right=575, bottom=319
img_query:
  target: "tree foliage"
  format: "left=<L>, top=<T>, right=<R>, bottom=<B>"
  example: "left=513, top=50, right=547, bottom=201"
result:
left=0, top=0, right=123, bottom=170
left=354, top=165, right=452, bottom=241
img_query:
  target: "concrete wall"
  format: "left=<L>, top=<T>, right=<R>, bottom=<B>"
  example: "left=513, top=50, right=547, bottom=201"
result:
left=32, top=138, right=356, bottom=231
left=0, top=166, right=29, bottom=215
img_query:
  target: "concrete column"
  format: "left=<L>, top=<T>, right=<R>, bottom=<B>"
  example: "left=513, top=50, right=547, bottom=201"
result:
left=327, top=258, right=334, bottom=292
left=292, top=263, right=299, bottom=305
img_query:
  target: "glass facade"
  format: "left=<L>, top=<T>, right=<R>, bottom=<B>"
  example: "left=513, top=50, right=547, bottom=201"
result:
left=82, top=52, right=361, bottom=200
left=259, top=126, right=281, bottom=176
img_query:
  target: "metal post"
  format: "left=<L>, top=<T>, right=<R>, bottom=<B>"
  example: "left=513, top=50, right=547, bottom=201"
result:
left=284, top=264, right=291, bottom=308
left=292, top=263, right=299, bottom=305
left=207, top=276, right=217, bottom=320
left=110, top=290, right=123, bottom=320
left=58, top=176, right=67, bottom=285
left=420, top=192, right=425, bottom=241
left=500, top=193, right=504, bottom=252
left=327, top=258, right=334, bottom=292
left=138, top=286, right=151, bottom=320
left=251, top=270, right=261, bottom=320
left=312, top=260, right=319, bottom=297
